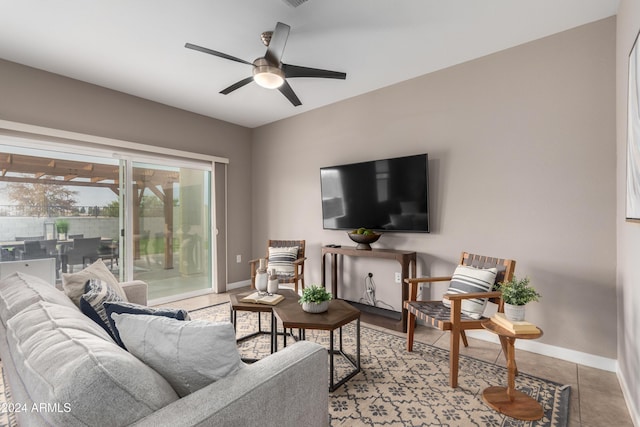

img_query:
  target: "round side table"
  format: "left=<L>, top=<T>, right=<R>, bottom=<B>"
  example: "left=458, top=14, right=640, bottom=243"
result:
left=481, top=319, right=544, bottom=421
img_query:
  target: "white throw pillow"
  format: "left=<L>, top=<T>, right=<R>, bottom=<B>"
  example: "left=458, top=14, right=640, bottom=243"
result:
left=62, top=259, right=127, bottom=307
left=111, top=313, right=244, bottom=397
left=267, top=246, right=299, bottom=276
left=442, top=265, right=498, bottom=319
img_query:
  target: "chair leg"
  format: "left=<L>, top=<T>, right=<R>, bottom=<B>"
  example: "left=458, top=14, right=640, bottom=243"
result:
left=450, top=327, right=460, bottom=388
left=406, top=310, right=416, bottom=352
left=460, top=330, right=469, bottom=347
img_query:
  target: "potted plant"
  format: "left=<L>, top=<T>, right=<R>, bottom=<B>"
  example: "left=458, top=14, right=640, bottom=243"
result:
left=299, top=285, right=332, bottom=313
left=55, top=219, right=69, bottom=240
left=497, top=276, right=541, bottom=321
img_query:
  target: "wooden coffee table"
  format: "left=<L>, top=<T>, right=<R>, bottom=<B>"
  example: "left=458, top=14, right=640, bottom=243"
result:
left=229, top=289, right=299, bottom=355
left=273, top=299, right=361, bottom=391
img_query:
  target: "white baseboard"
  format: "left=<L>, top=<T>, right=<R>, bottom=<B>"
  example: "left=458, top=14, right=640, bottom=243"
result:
left=227, top=279, right=251, bottom=290
left=148, top=288, right=215, bottom=306
left=465, top=330, right=618, bottom=372
left=617, top=370, right=640, bottom=427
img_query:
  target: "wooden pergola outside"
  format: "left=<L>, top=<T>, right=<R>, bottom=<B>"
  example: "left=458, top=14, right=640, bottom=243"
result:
left=0, top=151, right=179, bottom=268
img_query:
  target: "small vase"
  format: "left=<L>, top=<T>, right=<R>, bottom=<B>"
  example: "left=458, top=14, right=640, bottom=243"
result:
left=255, top=259, right=268, bottom=294
left=504, top=303, right=526, bottom=321
left=302, top=301, right=329, bottom=313
left=267, top=269, right=279, bottom=295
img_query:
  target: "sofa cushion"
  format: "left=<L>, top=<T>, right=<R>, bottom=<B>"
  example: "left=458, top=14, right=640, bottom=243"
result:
left=104, top=301, right=190, bottom=349
left=0, top=272, right=77, bottom=326
left=5, top=301, right=179, bottom=426
left=442, top=265, right=498, bottom=319
left=80, top=278, right=124, bottom=339
left=112, top=313, right=244, bottom=397
left=62, top=259, right=127, bottom=307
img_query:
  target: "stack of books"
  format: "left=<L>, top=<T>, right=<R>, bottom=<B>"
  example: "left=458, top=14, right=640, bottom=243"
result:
left=491, top=312, right=539, bottom=334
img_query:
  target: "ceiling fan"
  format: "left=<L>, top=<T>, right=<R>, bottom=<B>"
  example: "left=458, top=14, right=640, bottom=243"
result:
left=185, top=22, right=346, bottom=106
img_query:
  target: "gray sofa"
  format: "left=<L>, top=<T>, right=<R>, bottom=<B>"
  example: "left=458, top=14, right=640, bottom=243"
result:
left=0, top=272, right=329, bottom=426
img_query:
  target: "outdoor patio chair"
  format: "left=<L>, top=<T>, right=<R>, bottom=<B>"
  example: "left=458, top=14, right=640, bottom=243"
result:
left=16, top=241, right=47, bottom=260
left=63, top=237, right=101, bottom=273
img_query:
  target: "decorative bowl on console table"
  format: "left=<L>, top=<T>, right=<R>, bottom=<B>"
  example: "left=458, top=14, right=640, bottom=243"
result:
left=347, top=230, right=381, bottom=250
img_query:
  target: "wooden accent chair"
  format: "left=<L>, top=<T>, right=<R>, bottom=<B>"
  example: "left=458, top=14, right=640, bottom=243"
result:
left=249, top=240, right=306, bottom=293
left=404, top=252, right=516, bottom=388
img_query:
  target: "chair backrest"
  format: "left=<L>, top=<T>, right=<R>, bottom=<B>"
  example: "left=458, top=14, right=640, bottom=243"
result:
left=23, top=240, right=46, bottom=258
left=38, top=239, right=58, bottom=256
left=69, top=234, right=84, bottom=239
left=460, top=252, right=516, bottom=304
left=72, top=237, right=101, bottom=251
left=67, top=237, right=101, bottom=263
left=267, top=240, right=305, bottom=259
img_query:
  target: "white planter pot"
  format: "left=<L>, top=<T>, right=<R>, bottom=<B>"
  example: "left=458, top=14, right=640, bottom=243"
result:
left=302, top=301, right=329, bottom=313
left=504, top=303, right=526, bottom=321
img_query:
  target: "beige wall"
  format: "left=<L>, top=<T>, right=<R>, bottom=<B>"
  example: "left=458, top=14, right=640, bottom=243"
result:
left=616, top=0, right=640, bottom=423
left=252, top=18, right=617, bottom=358
left=0, top=13, right=625, bottom=385
left=0, top=58, right=253, bottom=285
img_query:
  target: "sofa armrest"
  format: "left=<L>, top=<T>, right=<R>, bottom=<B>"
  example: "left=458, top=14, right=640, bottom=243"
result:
left=132, top=340, right=329, bottom=427
left=121, top=280, right=148, bottom=306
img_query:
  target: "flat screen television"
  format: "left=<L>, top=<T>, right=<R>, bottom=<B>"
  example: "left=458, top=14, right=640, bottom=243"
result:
left=320, top=154, right=429, bottom=233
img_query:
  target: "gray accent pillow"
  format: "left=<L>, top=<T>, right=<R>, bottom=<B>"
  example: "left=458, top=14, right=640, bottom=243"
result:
left=62, top=259, right=127, bottom=307
left=112, top=313, right=244, bottom=397
left=442, top=265, right=498, bottom=319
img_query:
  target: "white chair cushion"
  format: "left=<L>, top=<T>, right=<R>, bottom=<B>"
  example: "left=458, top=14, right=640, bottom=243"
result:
left=442, top=265, right=498, bottom=319
left=267, top=246, right=299, bottom=276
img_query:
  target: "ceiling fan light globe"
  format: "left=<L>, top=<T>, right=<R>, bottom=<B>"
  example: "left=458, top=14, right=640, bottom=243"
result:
left=253, top=65, right=285, bottom=89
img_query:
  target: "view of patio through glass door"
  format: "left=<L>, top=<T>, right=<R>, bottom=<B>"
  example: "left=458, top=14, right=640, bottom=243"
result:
left=0, top=138, right=214, bottom=302
left=129, top=161, right=212, bottom=301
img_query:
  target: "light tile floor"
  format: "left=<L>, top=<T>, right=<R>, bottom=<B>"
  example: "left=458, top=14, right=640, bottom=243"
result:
left=158, top=289, right=634, bottom=427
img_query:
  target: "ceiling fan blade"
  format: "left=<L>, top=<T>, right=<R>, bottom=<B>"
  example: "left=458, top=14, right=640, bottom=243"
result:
left=278, top=81, right=302, bottom=106
left=185, top=43, right=253, bottom=66
left=282, top=63, right=346, bottom=80
left=265, top=22, right=290, bottom=65
left=220, top=76, right=254, bottom=95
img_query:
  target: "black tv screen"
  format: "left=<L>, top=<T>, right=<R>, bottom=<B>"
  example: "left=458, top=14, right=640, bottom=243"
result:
left=320, top=154, right=429, bottom=233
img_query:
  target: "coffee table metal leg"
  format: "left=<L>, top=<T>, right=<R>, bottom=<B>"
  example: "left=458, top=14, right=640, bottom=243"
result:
left=329, top=329, right=335, bottom=390
left=329, top=320, right=361, bottom=392
left=356, top=317, right=361, bottom=370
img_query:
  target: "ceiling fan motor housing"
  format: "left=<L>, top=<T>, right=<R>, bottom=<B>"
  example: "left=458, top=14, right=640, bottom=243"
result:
left=252, top=57, right=285, bottom=88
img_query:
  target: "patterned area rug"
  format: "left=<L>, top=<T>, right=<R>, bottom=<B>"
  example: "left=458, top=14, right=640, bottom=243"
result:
left=192, top=303, right=570, bottom=427
left=0, top=303, right=570, bottom=427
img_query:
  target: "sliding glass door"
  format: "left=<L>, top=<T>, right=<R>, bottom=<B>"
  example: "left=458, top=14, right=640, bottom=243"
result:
left=0, top=135, right=215, bottom=302
left=128, top=161, right=212, bottom=301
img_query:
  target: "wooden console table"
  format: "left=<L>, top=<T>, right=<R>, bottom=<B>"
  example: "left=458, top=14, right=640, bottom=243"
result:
left=321, top=245, right=416, bottom=332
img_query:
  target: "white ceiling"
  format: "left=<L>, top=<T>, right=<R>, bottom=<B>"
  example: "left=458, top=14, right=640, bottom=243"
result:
left=0, top=0, right=619, bottom=128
